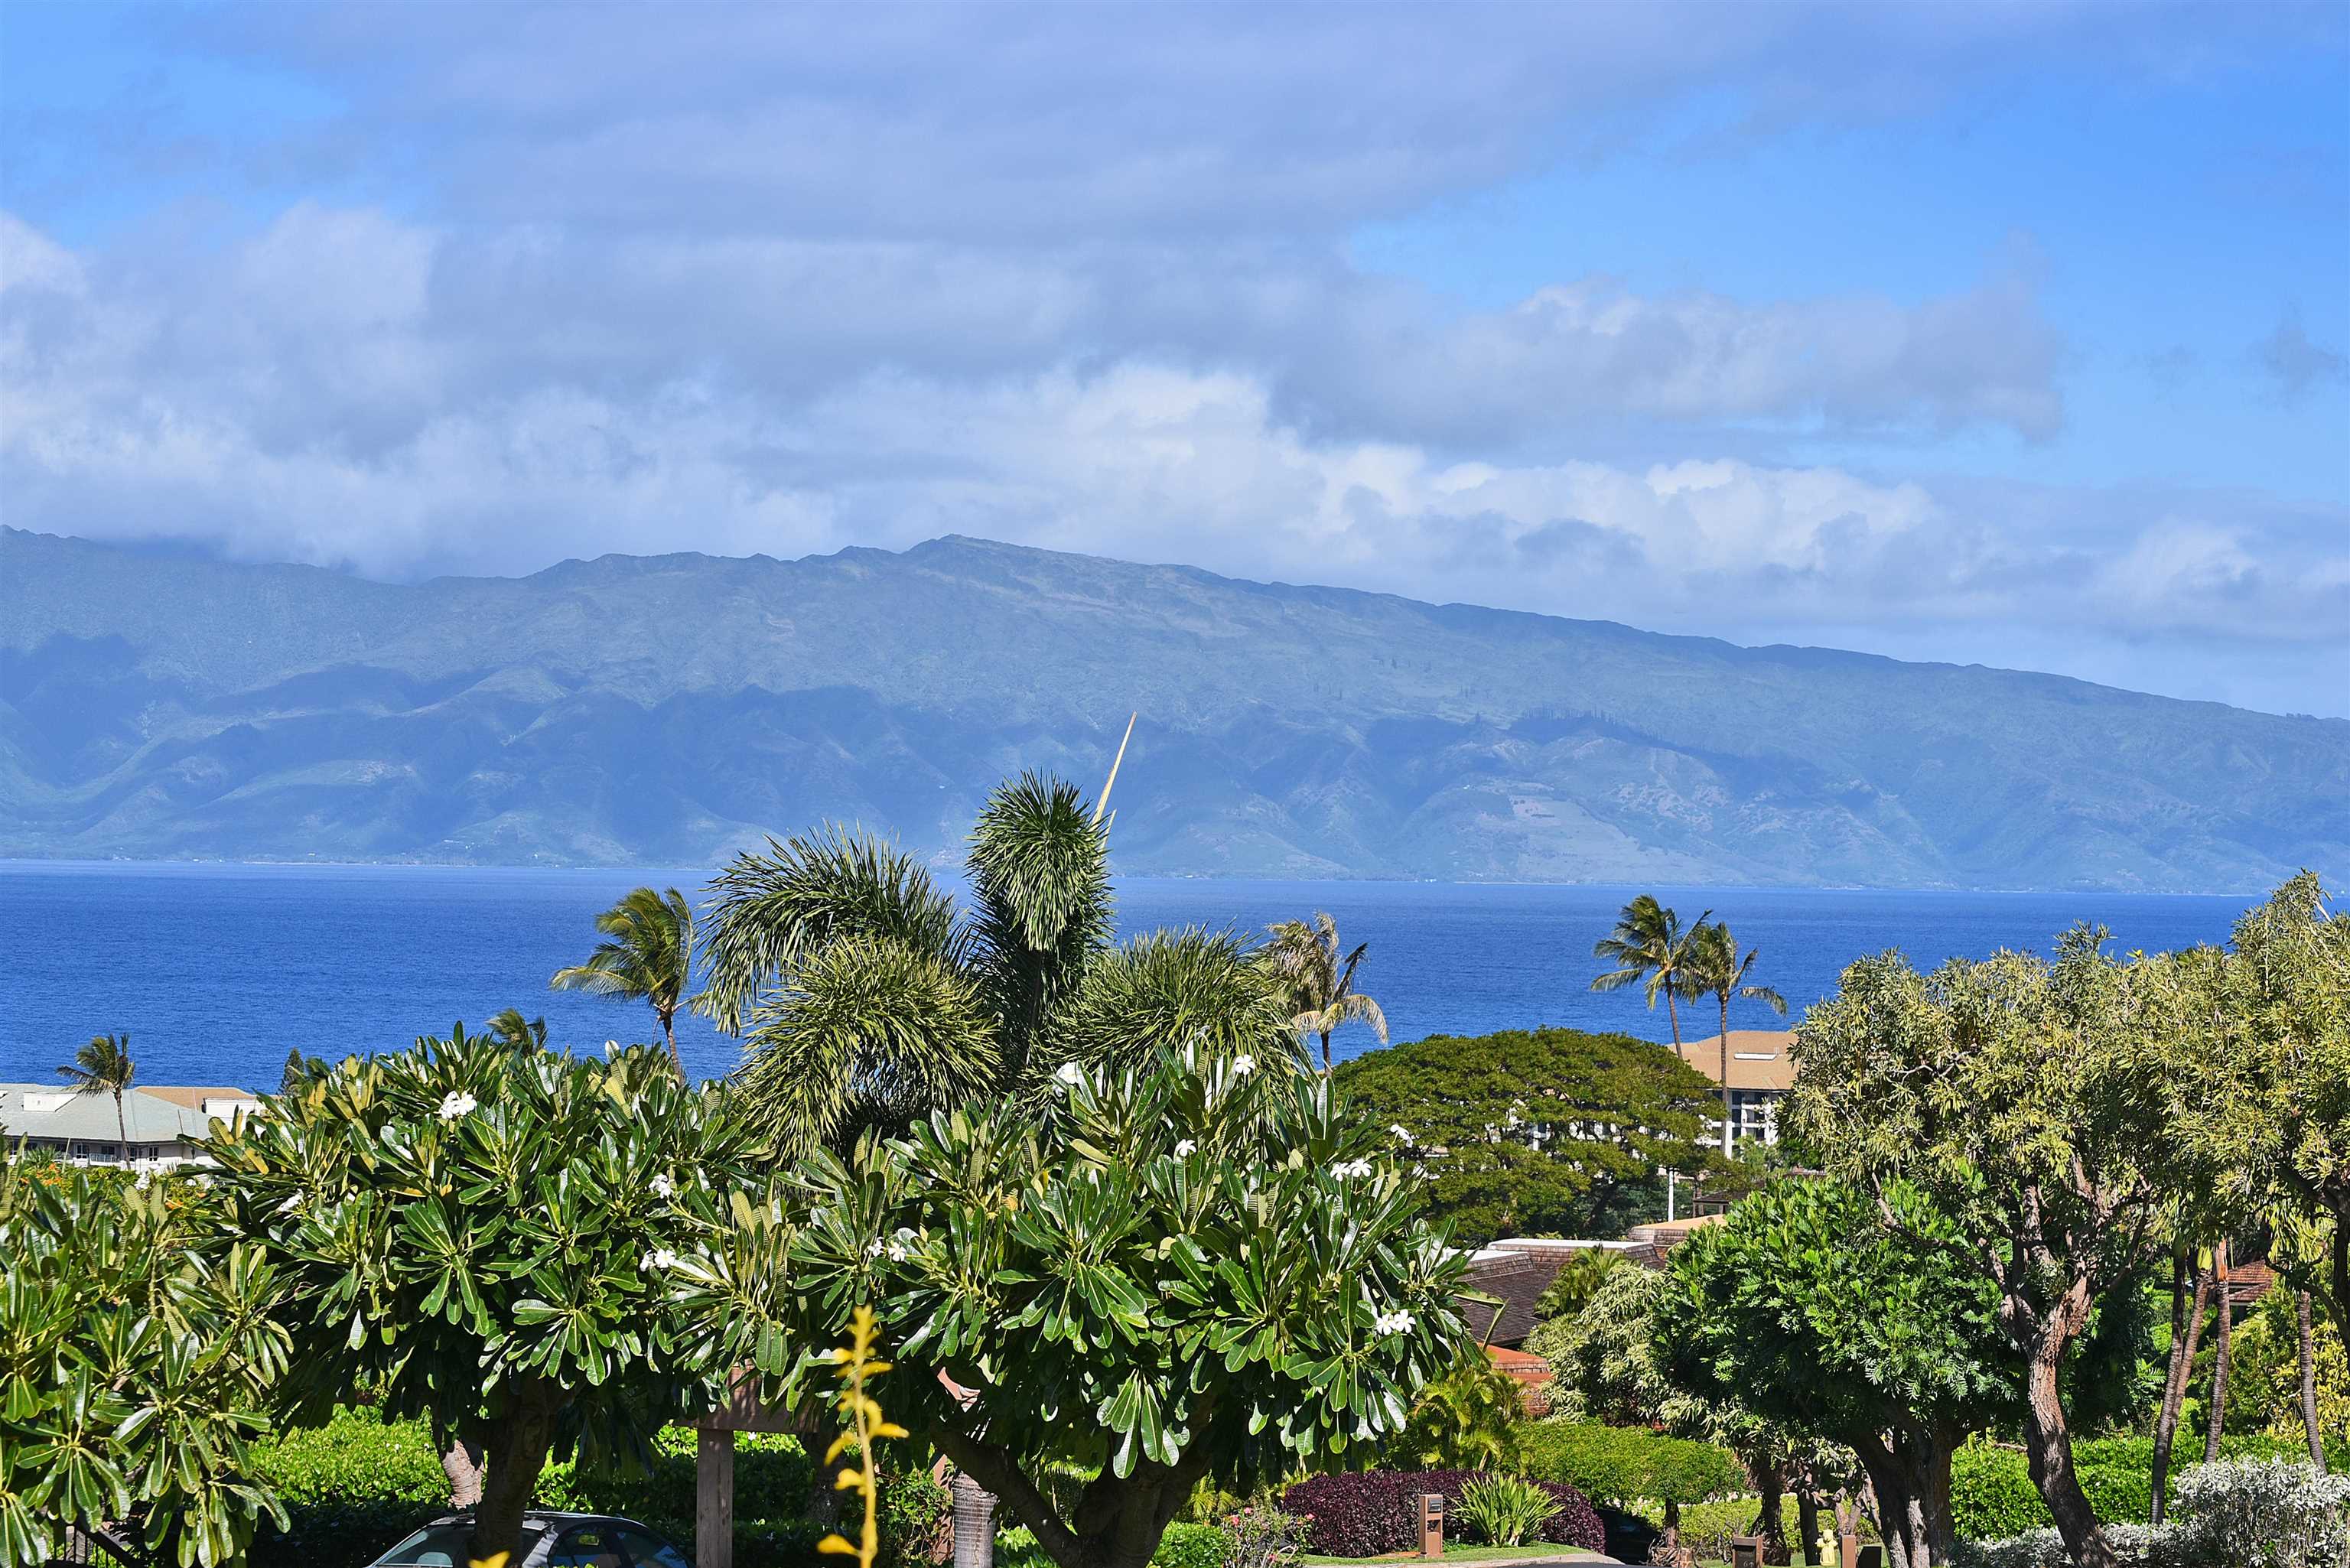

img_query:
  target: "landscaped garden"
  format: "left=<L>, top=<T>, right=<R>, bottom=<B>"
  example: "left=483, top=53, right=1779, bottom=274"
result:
left=4, top=776, right=2347, bottom=1568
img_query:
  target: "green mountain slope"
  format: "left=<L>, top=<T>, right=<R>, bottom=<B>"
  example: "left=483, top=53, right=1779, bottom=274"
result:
left=3, top=527, right=2342, bottom=890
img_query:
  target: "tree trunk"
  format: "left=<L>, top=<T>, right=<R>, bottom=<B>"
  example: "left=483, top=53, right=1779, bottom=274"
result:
left=114, top=1088, right=130, bottom=1160
left=1320, top=1028, right=1333, bottom=1074
left=2150, top=1251, right=2212, bottom=1525
left=1750, top=1458, right=1789, bottom=1564
left=2020, top=1326, right=2116, bottom=1568
left=1848, top=1436, right=1918, bottom=1568
left=470, top=1382, right=564, bottom=1566
left=933, top=1422, right=1210, bottom=1568
left=1666, top=989, right=1683, bottom=1048
left=662, top=1007, right=681, bottom=1069
left=442, top=1433, right=486, bottom=1507
left=2300, top=1288, right=2327, bottom=1470
left=1794, top=1482, right=1822, bottom=1568
left=2204, top=1240, right=2233, bottom=1464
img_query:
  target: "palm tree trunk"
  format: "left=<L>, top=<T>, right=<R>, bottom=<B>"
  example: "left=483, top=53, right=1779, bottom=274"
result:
left=2300, top=1289, right=2326, bottom=1469
left=113, top=1087, right=129, bottom=1162
left=2203, top=1240, right=2233, bottom=1464
left=662, top=1006, right=681, bottom=1069
left=2150, top=1248, right=2211, bottom=1525
left=1320, top=1028, right=1333, bottom=1074
left=1717, top=994, right=1733, bottom=1156
left=1665, top=987, right=1683, bottom=1048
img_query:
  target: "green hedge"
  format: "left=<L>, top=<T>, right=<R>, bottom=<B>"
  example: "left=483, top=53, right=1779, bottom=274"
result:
left=996, top=1522, right=1232, bottom=1568
left=1949, top=1433, right=2350, bottom=1542
left=1518, top=1421, right=1743, bottom=1508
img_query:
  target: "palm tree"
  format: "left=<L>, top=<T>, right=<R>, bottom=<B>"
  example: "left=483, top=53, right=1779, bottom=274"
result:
left=695, top=772, right=1295, bottom=1154
left=487, top=1009, right=549, bottom=1049
left=1684, top=920, right=1788, bottom=1153
left=1589, top=895, right=1709, bottom=1047
left=550, top=886, right=695, bottom=1065
left=1265, top=912, right=1388, bottom=1072
left=58, top=1033, right=136, bottom=1160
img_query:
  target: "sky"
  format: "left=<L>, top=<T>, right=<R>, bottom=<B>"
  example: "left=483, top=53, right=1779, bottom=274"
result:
left=3, top=2, right=2347, bottom=717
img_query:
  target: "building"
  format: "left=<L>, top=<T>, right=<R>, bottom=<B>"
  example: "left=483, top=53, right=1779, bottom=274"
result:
left=1670, top=1029, right=1797, bottom=1147
left=0, top=1083, right=263, bottom=1166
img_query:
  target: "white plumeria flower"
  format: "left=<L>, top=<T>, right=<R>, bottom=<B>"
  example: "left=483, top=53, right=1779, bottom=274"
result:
left=1174, top=1139, right=1198, bottom=1157
left=1054, top=1061, right=1083, bottom=1087
left=437, top=1090, right=478, bottom=1121
left=1388, top=1124, right=1416, bottom=1147
left=1331, top=1157, right=1374, bottom=1180
left=1231, top=1054, right=1256, bottom=1076
left=886, top=1241, right=909, bottom=1263
left=1374, top=1309, right=1416, bottom=1335
left=133, top=1169, right=152, bottom=1191
left=866, top=1237, right=887, bottom=1259
left=641, top=1248, right=679, bottom=1271
left=649, top=1174, right=676, bottom=1199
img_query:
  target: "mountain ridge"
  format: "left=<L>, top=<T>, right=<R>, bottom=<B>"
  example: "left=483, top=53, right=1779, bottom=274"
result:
left=3, top=526, right=2342, bottom=891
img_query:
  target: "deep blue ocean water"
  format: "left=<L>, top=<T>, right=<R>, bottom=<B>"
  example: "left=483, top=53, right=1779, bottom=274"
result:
left=0, top=860, right=2254, bottom=1091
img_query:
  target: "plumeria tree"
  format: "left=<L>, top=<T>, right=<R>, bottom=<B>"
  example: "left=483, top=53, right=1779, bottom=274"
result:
left=0, top=1156, right=288, bottom=1567
left=671, top=1047, right=1476, bottom=1568
left=202, top=1025, right=769, bottom=1566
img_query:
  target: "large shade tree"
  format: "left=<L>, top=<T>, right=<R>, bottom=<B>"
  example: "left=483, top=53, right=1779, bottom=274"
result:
left=1784, top=931, right=2192, bottom=1568
left=1654, top=1177, right=2013, bottom=1568
left=0, top=1159, right=288, bottom=1567
left=1332, top=1026, right=1722, bottom=1246
left=697, top=773, right=1295, bottom=1154
left=203, top=1026, right=768, bottom=1566
left=669, top=1048, right=1475, bottom=1568
left=550, top=886, right=697, bottom=1065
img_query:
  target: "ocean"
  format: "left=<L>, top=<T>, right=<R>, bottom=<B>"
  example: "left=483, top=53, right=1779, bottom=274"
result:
left=0, top=860, right=2254, bottom=1091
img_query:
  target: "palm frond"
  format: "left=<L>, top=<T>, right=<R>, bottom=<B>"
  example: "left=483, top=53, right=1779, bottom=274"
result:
left=1045, top=928, right=1298, bottom=1078
left=734, top=933, right=1001, bottom=1155
left=698, top=831, right=959, bottom=1033
left=966, top=773, right=1115, bottom=1077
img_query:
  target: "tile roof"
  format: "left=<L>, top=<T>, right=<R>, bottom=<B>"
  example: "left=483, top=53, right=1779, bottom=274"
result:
left=1669, top=1031, right=1798, bottom=1093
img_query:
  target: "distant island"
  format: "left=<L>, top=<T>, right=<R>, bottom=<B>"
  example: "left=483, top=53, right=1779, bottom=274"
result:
left=3, top=526, right=2343, bottom=891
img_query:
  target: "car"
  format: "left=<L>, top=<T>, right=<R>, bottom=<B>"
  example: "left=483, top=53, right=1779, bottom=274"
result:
left=364, top=1511, right=695, bottom=1568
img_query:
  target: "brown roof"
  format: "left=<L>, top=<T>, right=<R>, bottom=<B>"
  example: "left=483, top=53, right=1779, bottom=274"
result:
left=1669, top=1031, right=1798, bottom=1093
left=139, top=1086, right=264, bottom=1111
left=1456, top=1251, right=1570, bottom=1348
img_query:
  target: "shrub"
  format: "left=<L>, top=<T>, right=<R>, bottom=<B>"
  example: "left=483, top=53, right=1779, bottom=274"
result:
left=1951, top=1433, right=2350, bottom=1541
left=2170, top=1456, right=2350, bottom=1568
left=1516, top=1421, right=1742, bottom=1511
left=1456, top=1474, right=1559, bottom=1547
left=1152, top=1521, right=1234, bottom=1568
left=1220, top=1506, right=1307, bottom=1568
left=1280, top=1469, right=1603, bottom=1557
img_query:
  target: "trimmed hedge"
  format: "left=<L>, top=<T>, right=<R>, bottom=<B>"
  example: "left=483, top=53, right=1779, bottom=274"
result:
left=1281, top=1469, right=1606, bottom=1557
left=1517, top=1421, right=1744, bottom=1510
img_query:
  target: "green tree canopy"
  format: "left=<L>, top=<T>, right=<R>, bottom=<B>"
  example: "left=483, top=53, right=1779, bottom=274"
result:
left=202, top=1026, right=769, bottom=1565
left=1331, top=1026, right=1722, bottom=1246
left=1784, top=930, right=2192, bottom=1568
left=0, top=1159, right=288, bottom=1567
left=1654, top=1178, right=2013, bottom=1568
left=671, top=1048, right=1475, bottom=1568
left=698, top=773, right=1297, bottom=1154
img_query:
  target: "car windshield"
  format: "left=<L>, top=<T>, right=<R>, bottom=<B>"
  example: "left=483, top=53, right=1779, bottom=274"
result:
left=374, top=1522, right=546, bottom=1566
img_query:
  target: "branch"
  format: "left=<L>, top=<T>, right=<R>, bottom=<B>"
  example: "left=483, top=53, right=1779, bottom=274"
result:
left=929, top=1421, right=1079, bottom=1566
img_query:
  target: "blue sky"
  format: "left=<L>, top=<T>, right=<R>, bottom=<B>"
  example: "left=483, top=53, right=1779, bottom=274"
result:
left=3, top=2, right=2345, bottom=715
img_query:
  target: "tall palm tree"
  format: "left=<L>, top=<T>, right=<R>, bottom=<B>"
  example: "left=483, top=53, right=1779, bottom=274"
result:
left=58, top=1033, right=136, bottom=1159
left=1590, top=895, right=1708, bottom=1047
left=550, top=886, right=695, bottom=1065
left=1684, top=920, right=1788, bottom=1152
left=695, top=773, right=1295, bottom=1154
left=1265, top=912, right=1388, bottom=1072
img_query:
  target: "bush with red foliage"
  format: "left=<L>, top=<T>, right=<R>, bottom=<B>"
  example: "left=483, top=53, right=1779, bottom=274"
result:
left=1281, top=1469, right=1605, bottom=1557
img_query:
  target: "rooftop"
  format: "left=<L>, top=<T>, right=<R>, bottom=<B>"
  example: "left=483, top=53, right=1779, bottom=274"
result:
left=1668, top=1030, right=1798, bottom=1093
left=2, top=1083, right=264, bottom=1148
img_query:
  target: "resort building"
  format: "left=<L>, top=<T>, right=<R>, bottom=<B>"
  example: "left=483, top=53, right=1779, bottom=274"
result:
left=1669, top=1029, right=1797, bottom=1147
left=0, top=1083, right=263, bottom=1167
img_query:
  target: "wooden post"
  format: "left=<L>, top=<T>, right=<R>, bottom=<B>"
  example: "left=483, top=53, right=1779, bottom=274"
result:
left=1417, top=1493, right=1444, bottom=1559
left=697, top=1428, right=735, bottom=1568
left=952, top=1473, right=997, bottom=1568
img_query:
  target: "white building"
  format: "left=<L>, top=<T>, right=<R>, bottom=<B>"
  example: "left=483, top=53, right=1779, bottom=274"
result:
left=1, top=1084, right=263, bottom=1166
left=1669, top=1029, right=1798, bottom=1147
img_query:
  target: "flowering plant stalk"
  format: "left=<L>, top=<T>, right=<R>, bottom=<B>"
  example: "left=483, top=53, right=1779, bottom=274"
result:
left=819, top=1305, right=910, bottom=1566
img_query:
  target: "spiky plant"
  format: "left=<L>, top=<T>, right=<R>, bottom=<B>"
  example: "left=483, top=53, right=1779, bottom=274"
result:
left=550, top=886, right=695, bottom=1064
left=698, top=773, right=1295, bottom=1153
left=1265, top=912, right=1388, bottom=1072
